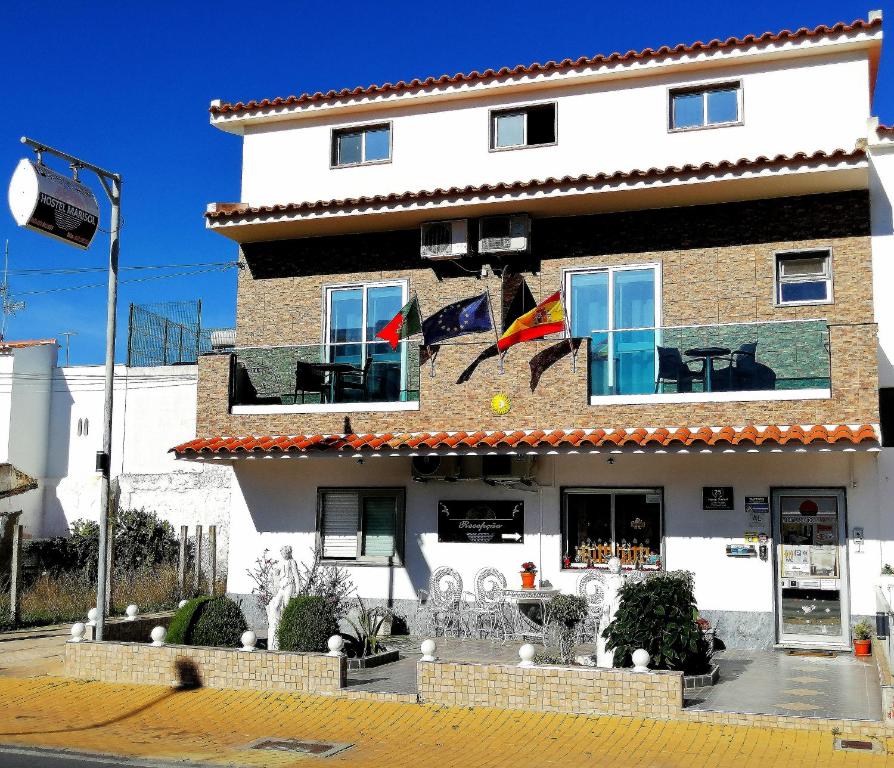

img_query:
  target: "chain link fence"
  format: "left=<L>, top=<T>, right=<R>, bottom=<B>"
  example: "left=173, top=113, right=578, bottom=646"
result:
left=126, top=300, right=233, bottom=367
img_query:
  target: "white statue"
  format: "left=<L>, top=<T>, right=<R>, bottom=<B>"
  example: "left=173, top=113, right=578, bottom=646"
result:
left=595, top=557, right=626, bottom=668
left=266, top=545, right=302, bottom=650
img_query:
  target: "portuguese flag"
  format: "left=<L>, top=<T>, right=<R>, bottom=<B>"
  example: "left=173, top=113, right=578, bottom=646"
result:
left=376, top=295, right=423, bottom=350
left=497, top=291, right=565, bottom=352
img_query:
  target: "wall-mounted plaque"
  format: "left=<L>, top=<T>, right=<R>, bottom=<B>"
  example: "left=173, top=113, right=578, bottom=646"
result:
left=437, top=500, right=524, bottom=544
left=703, top=486, right=734, bottom=511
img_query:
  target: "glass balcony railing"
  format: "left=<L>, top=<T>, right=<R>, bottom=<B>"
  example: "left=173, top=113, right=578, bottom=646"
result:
left=585, top=319, right=830, bottom=397
left=230, top=340, right=420, bottom=406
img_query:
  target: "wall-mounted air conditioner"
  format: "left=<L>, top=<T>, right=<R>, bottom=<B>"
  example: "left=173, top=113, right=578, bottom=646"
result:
left=420, top=220, right=469, bottom=260
left=478, top=214, right=530, bottom=255
left=481, top=455, right=535, bottom=481
left=411, top=455, right=461, bottom=481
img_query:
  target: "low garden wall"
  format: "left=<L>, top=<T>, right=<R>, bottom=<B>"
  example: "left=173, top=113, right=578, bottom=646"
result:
left=64, top=640, right=346, bottom=694
left=417, top=660, right=683, bottom=718
left=84, top=612, right=174, bottom=643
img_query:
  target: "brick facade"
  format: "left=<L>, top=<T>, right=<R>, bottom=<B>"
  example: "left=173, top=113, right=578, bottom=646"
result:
left=195, top=191, right=877, bottom=437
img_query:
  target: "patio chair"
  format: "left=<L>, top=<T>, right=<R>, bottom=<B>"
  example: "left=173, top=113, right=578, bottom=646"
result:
left=731, top=342, right=776, bottom=390
left=293, top=360, right=327, bottom=404
left=654, top=346, right=705, bottom=393
left=335, top=356, right=373, bottom=402
left=427, top=566, right=464, bottom=637
left=576, top=571, right=605, bottom=644
left=463, top=568, right=510, bottom=642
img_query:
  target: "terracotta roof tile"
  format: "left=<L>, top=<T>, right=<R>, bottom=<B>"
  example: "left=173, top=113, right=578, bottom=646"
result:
left=211, top=18, right=881, bottom=117
left=171, top=425, right=879, bottom=456
left=205, top=149, right=864, bottom=223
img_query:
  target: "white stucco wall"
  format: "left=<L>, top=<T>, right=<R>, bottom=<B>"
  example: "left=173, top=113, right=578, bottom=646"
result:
left=239, top=51, right=872, bottom=207
left=224, top=450, right=881, bottom=641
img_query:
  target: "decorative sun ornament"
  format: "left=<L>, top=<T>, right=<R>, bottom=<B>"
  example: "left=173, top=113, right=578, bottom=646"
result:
left=491, top=392, right=511, bottom=415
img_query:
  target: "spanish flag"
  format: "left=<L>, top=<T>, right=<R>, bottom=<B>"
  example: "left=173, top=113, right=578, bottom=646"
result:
left=497, top=291, right=565, bottom=352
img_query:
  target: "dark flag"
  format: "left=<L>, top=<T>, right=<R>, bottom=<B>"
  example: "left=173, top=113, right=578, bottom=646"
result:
left=422, top=293, right=493, bottom=345
left=456, top=343, right=499, bottom=384
left=419, top=344, right=439, bottom=367
left=529, top=337, right=584, bottom=391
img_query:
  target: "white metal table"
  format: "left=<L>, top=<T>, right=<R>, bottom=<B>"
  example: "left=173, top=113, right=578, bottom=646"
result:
left=501, top=587, right=560, bottom=644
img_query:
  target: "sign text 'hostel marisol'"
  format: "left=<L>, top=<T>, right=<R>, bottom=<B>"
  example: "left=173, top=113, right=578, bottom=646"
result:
left=8, top=158, right=100, bottom=249
left=438, top=500, right=524, bottom=544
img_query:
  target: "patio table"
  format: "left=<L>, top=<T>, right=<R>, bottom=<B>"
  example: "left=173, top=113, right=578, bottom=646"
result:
left=684, top=346, right=731, bottom=392
left=501, top=587, right=560, bottom=644
left=310, top=361, right=360, bottom=402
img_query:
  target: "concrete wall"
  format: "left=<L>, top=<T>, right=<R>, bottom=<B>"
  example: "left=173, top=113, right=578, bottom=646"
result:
left=239, top=51, right=872, bottom=206
left=223, top=449, right=881, bottom=648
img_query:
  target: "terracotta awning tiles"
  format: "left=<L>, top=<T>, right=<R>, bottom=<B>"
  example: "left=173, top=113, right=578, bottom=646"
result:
left=210, top=18, right=881, bottom=117
left=171, top=425, right=879, bottom=457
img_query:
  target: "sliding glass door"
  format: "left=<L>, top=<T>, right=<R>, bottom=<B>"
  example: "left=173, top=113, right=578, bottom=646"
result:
left=566, top=266, right=659, bottom=396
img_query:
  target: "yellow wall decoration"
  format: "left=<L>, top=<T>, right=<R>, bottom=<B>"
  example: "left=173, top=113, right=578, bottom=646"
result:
left=491, top=393, right=511, bottom=415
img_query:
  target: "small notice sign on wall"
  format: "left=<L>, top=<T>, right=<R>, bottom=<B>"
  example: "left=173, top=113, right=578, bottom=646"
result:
left=703, top=486, right=734, bottom=511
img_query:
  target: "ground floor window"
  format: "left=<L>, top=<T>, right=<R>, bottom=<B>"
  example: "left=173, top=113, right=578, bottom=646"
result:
left=561, top=488, right=663, bottom=570
left=317, top=488, right=405, bottom=564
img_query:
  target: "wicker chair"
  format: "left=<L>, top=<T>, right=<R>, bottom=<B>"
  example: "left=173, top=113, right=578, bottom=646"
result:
left=427, top=567, right=464, bottom=637
left=463, top=568, right=510, bottom=642
left=576, top=572, right=605, bottom=644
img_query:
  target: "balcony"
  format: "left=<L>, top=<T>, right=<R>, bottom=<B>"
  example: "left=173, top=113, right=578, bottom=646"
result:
left=229, top=340, right=420, bottom=414
left=585, top=319, right=830, bottom=403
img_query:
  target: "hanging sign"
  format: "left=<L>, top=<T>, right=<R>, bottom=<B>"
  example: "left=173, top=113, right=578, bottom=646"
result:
left=8, top=158, right=99, bottom=249
left=438, top=500, right=524, bottom=544
left=703, top=486, right=734, bottom=511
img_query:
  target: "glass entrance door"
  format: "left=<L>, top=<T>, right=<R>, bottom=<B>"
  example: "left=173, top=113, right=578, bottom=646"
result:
left=773, top=488, right=849, bottom=646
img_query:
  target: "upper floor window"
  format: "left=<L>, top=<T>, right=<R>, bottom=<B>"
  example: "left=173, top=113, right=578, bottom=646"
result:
left=775, top=249, right=832, bottom=305
left=331, top=123, right=391, bottom=167
left=669, top=82, right=741, bottom=130
left=490, top=103, right=556, bottom=150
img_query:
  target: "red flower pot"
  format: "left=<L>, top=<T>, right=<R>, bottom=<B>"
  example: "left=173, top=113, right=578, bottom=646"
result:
left=520, top=571, right=536, bottom=589
left=853, top=639, right=872, bottom=656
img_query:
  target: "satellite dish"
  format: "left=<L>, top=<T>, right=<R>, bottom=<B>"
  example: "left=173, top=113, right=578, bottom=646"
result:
left=412, top=455, right=441, bottom=477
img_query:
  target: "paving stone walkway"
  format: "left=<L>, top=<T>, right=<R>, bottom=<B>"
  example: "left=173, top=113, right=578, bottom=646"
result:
left=0, top=676, right=891, bottom=767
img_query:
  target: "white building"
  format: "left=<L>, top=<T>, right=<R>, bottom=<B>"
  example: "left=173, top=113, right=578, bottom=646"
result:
left=0, top=339, right=231, bottom=566
left=176, top=12, right=894, bottom=649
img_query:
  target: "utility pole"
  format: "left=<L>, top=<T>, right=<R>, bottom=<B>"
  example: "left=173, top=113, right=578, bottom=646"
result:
left=0, top=241, right=25, bottom=341
left=18, top=137, right=121, bottom=641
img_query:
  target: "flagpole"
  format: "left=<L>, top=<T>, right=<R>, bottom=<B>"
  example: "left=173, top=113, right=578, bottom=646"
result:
left=559, top=287, right=578, bottom=373
left=484, top=286, right=503, bottom=374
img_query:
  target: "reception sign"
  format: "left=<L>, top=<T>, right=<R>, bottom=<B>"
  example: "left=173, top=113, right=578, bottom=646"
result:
left=437, top=500, right=524, bottom=544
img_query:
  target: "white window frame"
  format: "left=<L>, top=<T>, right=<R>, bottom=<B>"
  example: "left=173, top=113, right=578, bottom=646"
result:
left=489, top=101, right=558, bottom=151
left=668, top=80, right=743, bottom=132
left=316, top=487, right=406, bottom=565
left=330, top=121, right=393, bottom=168
left=563, top=263, right=662, bottom=394
left=323, top=278, right=410, bottom=397
left=774, top=248, right=834, bottom=307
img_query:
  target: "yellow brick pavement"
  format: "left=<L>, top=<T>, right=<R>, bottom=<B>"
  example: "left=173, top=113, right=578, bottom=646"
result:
left=0, top=676, right=891, bottom=767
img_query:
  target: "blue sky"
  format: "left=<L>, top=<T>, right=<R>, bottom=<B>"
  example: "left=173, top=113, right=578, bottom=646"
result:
left=0, top=1, right=889, bottom=365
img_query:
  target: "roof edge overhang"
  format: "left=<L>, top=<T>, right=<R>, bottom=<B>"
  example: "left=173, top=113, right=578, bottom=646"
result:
left=172, top=425, right=881, bottom=461
left=204, top=148, right=868, bottom=243
left=209, top=18, right=883, bottom=133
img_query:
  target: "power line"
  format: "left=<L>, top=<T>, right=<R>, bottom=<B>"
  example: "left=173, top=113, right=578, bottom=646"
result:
left=15, top=265, right=237, bottom=297
left=5, top=260, right=238, bottom=277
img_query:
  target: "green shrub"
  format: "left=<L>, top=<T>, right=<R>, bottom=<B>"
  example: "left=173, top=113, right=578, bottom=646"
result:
left=602, top=571, right=711, bottom=674
left=166, top=596, right=212, bottom=645
left=547, top=594, right=588, bottom=663
left=278, top=595, right=338, bottom=652
left=190, top=596, right=247, bottom=648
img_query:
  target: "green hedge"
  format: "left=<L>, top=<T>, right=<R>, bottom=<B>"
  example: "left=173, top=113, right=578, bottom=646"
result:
left=166, top=596, right=212, bottom=645
left=190, top=597, right=247, bottom=648
left=277, top=596, right=338, bottom=652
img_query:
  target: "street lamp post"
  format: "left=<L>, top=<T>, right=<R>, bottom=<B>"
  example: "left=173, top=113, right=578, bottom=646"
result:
left=18, top=137, right=121, bottom=641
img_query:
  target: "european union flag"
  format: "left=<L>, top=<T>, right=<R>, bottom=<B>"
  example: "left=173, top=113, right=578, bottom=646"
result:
left=422, top=293, right=493, bottom=345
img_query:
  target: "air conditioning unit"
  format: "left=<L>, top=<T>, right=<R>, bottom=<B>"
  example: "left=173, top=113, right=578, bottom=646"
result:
left=483, top=455, right=534, bottom=481
left=411, top=455, right=461, bottom=481
left=478, top=214, right=531, bottom=255
left=420, top=220, right=469, bottom=260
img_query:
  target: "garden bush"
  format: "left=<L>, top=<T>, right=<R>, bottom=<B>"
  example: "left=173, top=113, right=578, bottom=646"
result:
left=602, top=570, right=711, bottom=674
left=166, top=596, right=212, bottom=645
left=546, top=594, right=588, bottom=664
left=277, top=595, right=338, bottom=652
left=190, top=596, right=247, bottom=648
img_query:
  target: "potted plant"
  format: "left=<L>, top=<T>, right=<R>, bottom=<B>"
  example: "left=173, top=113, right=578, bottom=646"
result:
left=520, top=562, right=537, bottom=589
left=853, top=619, right=873, bottom=656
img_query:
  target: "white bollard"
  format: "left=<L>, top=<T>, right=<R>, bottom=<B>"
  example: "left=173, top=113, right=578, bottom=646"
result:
left=69, top=622, right=86, bottom=643
left=632, top=648, right=651, bottom=672
left=150, top=626, right=166, bottom=647
left=326, top=635, right=344, bottom=657
left=420, top=638, right=437, bottom=662
left=241, top=630, right=257, bottom=652
left=86, top=607, right=98, bottom=627
left=518, top=643, right=536, bottom=668
left=178, top=599, right=188, bottom=609
left=125, top=604, right=138, bottom=621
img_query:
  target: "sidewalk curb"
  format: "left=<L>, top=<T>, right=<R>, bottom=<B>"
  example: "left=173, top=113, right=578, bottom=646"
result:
left=0, top=744, right=248, bottom=768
